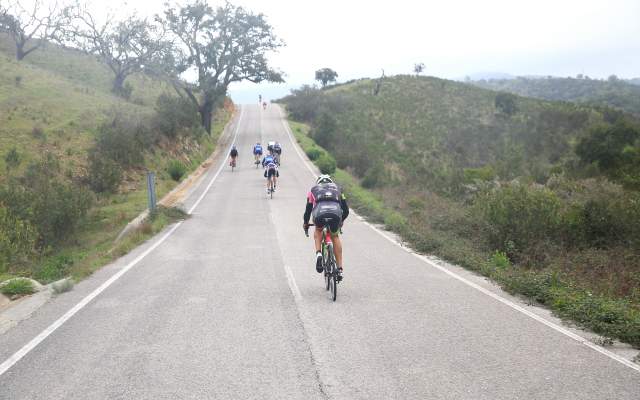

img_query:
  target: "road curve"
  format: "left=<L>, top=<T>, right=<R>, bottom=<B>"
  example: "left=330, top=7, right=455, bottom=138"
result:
left=0, top=105, right=638, bottom=399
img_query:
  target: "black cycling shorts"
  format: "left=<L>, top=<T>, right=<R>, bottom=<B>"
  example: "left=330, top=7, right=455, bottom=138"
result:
left=312, top=202, right=343, bottom=234
left=264, top=168, right=279, bottom=178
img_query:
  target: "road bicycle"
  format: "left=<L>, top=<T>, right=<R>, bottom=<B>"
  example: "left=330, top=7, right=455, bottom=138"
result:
left=306, top=223, right=339, bottom=301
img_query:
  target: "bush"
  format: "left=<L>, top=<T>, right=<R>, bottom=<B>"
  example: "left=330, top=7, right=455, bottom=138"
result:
left=0, top=153, right=93, bottom=247
left=167, top=159, right=187, bottom=181
left=93, top=112, right=147, bottom=168
left=87, top=151, right=122, bottom=194
left=153, top=94, right=201, bottom=139
left=1, top=278, right=35, bottom=297
left=31, top=126, right=45, bottom=139
left=463, top=165, right=496, bottom=183
left=315, top=153, right=336, bottom=174
left=362, top=161, right=387, bottom=188
left=0, top=206, right=37, bottom=272
left=306, top=147, right=322, bottom=160
left=4, top=147, right=21, bottom=171
left=473, top=183, right=561, bottom=262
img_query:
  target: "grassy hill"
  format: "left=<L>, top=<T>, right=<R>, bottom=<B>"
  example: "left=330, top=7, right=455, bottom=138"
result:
left=0, top=34, right=232, bottom=285
left=472, top=76, right=640, bottom=116
left=281, top=76, right=640, bottom=347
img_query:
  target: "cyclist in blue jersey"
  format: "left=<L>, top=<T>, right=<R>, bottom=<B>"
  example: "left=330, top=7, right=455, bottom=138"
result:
left=253, top=142, right=263, bottom=165
left=262, top=154, right=279, bottom=193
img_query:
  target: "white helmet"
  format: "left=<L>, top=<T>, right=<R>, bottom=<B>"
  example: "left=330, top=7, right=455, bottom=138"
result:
left=316, top=174, right=333, bottom=185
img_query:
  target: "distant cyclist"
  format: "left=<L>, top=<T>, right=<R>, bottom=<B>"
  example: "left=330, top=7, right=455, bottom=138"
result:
left=262, top=153, right=279, bottom=193
left=229, top=145, right=238, bottom=167
left=258, top=94, right=262, bottom=104
left=273, top=142, right=282, bottom=164
left=253, top=142, right=263, bottom=164
left=303, top=175, right=349, bottom=280
left=262, top=101, right=267, bottom=110
left=267, top=141, right=275, bottom=154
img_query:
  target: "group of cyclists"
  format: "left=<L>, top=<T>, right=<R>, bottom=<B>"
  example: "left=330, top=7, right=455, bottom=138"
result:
left=226, top=100, right=349, bottom=281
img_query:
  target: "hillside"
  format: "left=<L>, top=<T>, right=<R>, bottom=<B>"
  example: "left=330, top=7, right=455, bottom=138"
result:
left=472, top=76, right=640, bottom=116
left=281, top=76, right=640, bottom=346
left=284, top=76, right=611, bottom=193
left=0, top=35, right=233, bottom=284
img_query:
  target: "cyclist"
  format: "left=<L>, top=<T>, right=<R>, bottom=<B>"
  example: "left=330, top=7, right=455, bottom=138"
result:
left=267, top=141, right=275, bottom=154
left=258, top=94, right=262, bottom=104
left=229, top=145, right=238, bottom=167
left=303, top=175, right=349, bottom=279
left=262, top=153, right=279, bottom=193
left=273, top=141, right=282, bottom=165
left=253, top=142, right=263, bottom=164
left=262, top=101, right=267, bottom=110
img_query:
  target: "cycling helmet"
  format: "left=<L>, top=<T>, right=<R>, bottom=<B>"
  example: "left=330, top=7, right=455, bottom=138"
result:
left=316, top=174, right=333, bottom=185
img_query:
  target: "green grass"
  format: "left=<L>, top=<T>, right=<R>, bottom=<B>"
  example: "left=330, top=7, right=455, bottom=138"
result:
left=0, top=278, right=35, bottom=297
left=289, top=118, right=640, bottom=348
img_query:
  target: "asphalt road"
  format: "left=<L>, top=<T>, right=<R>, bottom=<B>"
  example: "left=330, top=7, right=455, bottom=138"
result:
left=0, top=105, right=639, bottom=399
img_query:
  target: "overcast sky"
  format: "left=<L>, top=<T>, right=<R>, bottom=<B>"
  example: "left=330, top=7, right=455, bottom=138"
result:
left=88, top=0, right=640, bottom=102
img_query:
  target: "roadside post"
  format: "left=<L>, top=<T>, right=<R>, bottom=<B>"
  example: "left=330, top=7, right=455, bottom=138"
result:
left=146, top=171, right=157, bottom=214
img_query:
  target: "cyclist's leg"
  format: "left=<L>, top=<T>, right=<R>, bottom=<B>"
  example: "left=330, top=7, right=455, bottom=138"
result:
left=313, top=227, right=322, bottom=253
left=333, top=234, right=343, bottom=269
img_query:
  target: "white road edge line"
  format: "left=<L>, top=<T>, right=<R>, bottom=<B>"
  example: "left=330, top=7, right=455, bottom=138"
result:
left=0, top=106, right=246, bottom=377
left=276, top=105, right=640, bottom=374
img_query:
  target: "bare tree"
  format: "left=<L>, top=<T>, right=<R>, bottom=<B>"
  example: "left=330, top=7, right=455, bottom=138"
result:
left=414, top=62, right=425, bottom=76
left=160, top=0, right=284, bottom=134
left=68, top=5, right=170, bottom=97
left=0, top=0, right=74, bottom=60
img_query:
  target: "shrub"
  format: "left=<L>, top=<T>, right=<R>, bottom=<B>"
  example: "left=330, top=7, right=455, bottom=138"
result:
left=490, top=250, right=511, bottom=270
left=93, top=112, right=147, bottom=168
left=0, top=206, right=37, bottom=272
left=362, top=161, right=387, bottom=188
left=315, top=153, right=336, bottom=174
left=153, top=94, right=201, bottom=139
left=463, top=165, right=496, bottom=183
left=0, top=278, right=35, bottom=297
left=1, top=153, right=93, bottom=247
left=4, top=147, right=21, bottom=171
left=473, top=183, right=561, bottom=261
left=14, top=75, right=22, bottom=86
left=31, top=126, right=45, bottom=139
left=306, top=147, right=322, bottom=160
left=167, top=159, right=187, bottom=181
left=87, top=151, right=122, bottom=194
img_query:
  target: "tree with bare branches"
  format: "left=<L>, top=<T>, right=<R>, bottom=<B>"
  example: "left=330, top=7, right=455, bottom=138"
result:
left=67, top=5, right=171, bottom=97
left=0, top=0, right=74, bottom=60
left=159, top=0, right=284, bottom=134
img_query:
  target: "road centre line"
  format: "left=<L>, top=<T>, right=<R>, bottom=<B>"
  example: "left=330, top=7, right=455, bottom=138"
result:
left=0, top=106, right=246, bottom=377
left=276, top=105, right=640, bottom=374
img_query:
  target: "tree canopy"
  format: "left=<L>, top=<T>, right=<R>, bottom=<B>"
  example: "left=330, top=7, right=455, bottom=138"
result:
left=0, top=0, right=73, bottom=60
left=68, top=7, right=170, bottom=96
left=315, top=68, right=338, bottom=88
left=160, top=0, right=284, bottom=133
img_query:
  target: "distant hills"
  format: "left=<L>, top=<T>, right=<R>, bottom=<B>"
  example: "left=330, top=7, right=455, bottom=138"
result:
left=470, top=76, right=640, bottom=115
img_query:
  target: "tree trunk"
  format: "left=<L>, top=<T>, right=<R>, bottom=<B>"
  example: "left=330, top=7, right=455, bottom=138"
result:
left=112, top=73, right=128, bottom=97
left=16, top=42, right=25, bottom=61
left=200, top=101, right=214, bottom=135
